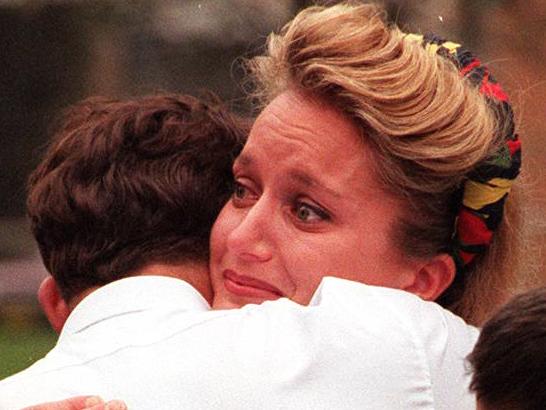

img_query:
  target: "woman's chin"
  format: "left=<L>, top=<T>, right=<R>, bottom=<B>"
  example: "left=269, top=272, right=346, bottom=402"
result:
left=211, top=293, right=244, bottom=310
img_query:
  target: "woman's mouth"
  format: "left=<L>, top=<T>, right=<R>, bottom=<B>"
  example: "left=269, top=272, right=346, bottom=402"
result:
left=223, top=270, right=284, bottom=300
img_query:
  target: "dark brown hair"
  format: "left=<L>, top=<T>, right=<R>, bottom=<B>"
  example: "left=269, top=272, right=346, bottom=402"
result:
left=468, top=286, right=546, bottom=410
left=27, top=93, right=247, bottom=302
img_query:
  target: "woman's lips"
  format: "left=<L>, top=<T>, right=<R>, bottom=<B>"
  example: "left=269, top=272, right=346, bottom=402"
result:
left=223, top=270, right=284, bottom=300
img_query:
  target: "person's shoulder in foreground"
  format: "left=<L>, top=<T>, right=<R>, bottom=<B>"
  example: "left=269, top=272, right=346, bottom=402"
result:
left=0, top=276, right=478, bottom=410
left=0, top=275, right=211, bottom=409
left=468, top=286, right=546, bottom=410
left=311, top=277, right=480, bottom=410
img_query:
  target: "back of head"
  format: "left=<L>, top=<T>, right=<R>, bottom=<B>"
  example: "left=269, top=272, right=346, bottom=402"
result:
left=28, top=93, right=247, bottom=302
left=247, top=2, right=522, bottom=325
left=468, top=286, right=546, bottom=410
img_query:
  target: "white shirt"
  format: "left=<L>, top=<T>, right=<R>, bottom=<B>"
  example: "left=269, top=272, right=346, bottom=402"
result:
left=0, top=276, right=478, bottom=410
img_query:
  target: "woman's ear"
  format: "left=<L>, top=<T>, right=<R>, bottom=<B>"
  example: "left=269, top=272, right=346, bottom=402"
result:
left=403, top=253, right=456, bottom=301
left=38, top=276, right=70, bottom=334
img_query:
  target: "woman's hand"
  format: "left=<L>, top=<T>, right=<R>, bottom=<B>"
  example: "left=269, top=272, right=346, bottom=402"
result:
left=21, top=396, right=127, bottom=410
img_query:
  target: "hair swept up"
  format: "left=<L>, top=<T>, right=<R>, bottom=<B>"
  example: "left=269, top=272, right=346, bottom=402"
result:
left=244, top=2, right=523, bottom=325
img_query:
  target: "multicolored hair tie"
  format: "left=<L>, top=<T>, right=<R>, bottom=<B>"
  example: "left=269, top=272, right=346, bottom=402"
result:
left=404, top=32, right=522, bottom=274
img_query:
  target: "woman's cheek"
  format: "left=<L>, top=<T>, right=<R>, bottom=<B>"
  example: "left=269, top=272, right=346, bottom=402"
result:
left=280, top=240, right=328, bottom=304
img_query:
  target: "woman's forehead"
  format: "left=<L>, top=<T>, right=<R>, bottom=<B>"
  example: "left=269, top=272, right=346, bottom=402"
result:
left=247, top=90, right=364, bottom=157
left=235, top=92, right=388, bottom=203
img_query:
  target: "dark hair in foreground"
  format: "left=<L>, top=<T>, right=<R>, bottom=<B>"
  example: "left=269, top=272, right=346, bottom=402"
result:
left=28, top=93, right=248, bottom=302
left=468, top=286, right=546, bottom=410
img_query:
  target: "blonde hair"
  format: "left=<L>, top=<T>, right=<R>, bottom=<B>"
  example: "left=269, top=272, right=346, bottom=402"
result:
left=246, top=2, right=522, bottom=325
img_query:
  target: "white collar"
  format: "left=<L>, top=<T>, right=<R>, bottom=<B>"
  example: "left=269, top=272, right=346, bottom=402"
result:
left=59, top=276, right=210, bottom=341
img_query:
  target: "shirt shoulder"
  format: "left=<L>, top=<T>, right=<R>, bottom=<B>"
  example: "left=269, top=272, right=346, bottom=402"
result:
left=308, top=277, right=479, bottom=409
left=0, top=354, right=106, bottom=409
left=311, top=276, right=477, bottom=336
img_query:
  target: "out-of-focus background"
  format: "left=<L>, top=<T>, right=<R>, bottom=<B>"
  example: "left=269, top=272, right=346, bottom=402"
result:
left=1, top=0, right=545, bottom=379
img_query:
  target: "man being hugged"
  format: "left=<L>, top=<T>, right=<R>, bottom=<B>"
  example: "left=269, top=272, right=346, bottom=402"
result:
left=1, top=93, right=246, bottom=407
left=1, top=92, right=478, bottom=410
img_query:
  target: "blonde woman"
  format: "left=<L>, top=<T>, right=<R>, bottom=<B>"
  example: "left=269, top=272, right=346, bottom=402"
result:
left=14, top=3, right=522, bottom=410
left=210, top=2, right=522, bottom=326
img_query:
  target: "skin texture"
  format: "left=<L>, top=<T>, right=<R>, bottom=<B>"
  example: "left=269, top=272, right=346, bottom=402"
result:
left=210, top=89, right=420, bottom=309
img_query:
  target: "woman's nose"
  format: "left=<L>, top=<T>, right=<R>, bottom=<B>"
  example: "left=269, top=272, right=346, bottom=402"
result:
left=226, top=199, right=273, bottom=263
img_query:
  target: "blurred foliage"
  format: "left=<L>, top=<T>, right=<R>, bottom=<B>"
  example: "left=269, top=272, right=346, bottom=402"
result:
left=0, top=324, right=56, bottom=379
left=0, top=303, right=56, bottom=380
left=0, top=219, right=35, bottom=259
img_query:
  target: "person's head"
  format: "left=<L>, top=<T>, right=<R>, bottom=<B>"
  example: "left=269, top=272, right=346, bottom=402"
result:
left=28, top=93, right=247, bottom=330
left=468, top=286, right=546, bottom=410
left=209, top=2, right=521, bottom=324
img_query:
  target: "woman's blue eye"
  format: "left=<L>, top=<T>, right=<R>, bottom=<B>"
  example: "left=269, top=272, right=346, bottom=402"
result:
left=233, top=182, right=247, bottom=199
left=295, top=203, right=327, bottom=222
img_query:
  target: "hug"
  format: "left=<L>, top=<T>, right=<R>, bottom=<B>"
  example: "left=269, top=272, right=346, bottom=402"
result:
left=0, top=3, right=529, bottom=410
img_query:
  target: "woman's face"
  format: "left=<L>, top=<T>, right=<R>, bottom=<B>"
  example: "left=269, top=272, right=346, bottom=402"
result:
left=210, top=90, right=417, bottom=309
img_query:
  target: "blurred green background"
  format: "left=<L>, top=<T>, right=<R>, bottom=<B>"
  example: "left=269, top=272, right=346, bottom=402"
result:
left=0, top=304, right=56, bottom=379
left=1, top=0, right=546, bottom=379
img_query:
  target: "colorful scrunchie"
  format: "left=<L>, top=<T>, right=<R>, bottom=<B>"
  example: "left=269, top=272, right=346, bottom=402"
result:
left=404, top=33, right=522, bottom=274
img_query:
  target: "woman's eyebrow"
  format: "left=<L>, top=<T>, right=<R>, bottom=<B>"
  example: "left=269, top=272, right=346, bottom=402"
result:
left=287, top=169, right=341, bottom=199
